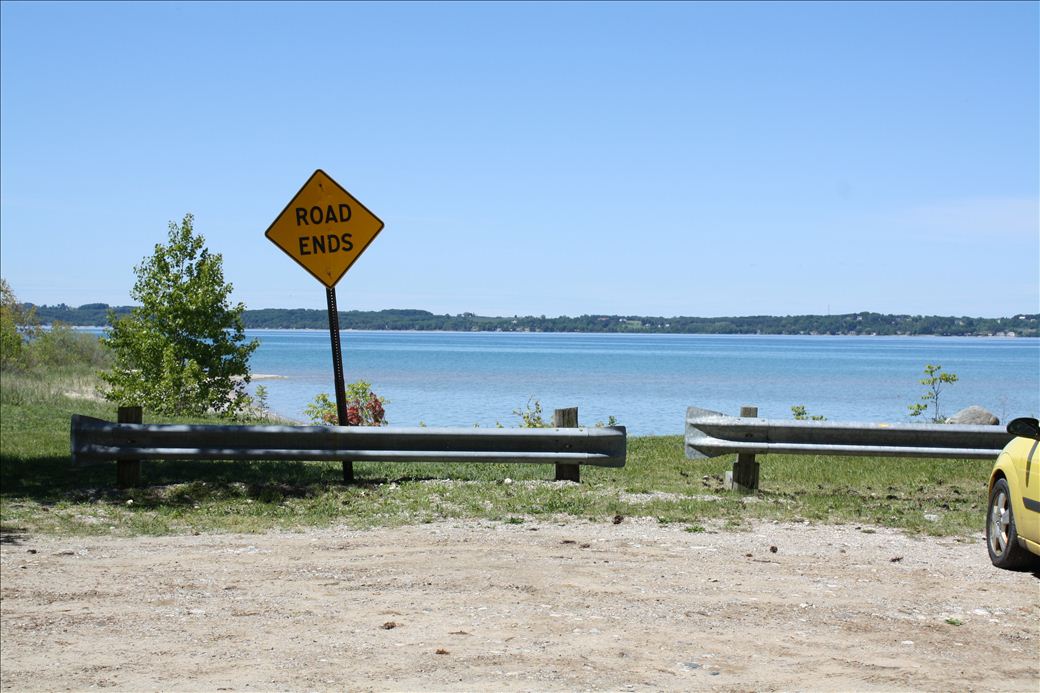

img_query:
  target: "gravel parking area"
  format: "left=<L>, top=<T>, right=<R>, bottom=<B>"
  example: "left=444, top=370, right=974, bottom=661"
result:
left=2, top=519, right=1037, bottom=691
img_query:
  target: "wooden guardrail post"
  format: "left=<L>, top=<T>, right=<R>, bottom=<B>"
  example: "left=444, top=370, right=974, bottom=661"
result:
left=116, top=406, right=142, bottom=488
left=553, top=407, right=580, bottom=483
left=727, top=405, right=760, bottom=492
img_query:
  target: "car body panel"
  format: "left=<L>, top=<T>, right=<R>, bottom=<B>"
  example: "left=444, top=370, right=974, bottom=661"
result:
left=989, top=435, right=1040, bottom=554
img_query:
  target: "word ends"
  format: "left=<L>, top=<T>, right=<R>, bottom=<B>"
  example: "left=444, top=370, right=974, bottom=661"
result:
left=299, top=233, right=354, bottom=256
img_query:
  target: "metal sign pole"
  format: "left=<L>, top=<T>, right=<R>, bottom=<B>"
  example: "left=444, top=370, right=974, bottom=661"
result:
left=325, top=286, right=353, bottom=482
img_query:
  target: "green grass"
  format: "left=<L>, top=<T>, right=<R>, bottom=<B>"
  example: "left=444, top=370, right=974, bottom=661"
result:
left=1, top=369, right=994, bottom=539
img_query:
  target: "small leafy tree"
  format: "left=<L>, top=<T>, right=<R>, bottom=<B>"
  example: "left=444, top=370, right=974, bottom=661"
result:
left=305, top=381, right=387, bottom=426
left=908, top=363, right=958, bottom=423
left=791, top=405, right=826, bottom=421
left=0, top=278, right=37, bottom=368
left=513, top=397, right=549, bottom=428
left=253, top=384, right=271, bottom=421
left=99, top=214, right=258, bottom=417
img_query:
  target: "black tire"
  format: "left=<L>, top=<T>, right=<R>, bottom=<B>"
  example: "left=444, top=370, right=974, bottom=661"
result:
left=986, top=478, right=1034, bottom=570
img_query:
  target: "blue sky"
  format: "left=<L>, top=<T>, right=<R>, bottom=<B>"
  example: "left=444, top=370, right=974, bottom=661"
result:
left=1, top=1, right=1037, bottom=317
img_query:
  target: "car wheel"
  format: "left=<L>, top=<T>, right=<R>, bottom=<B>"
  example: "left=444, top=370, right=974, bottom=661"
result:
left=986, top=478, right=1033, bottom=569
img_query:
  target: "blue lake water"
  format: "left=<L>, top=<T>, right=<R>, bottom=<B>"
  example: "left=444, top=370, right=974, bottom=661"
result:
left=240, top=331, right=1040, bottom=435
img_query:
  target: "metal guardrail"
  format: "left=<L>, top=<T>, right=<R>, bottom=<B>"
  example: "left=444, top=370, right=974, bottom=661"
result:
left=71, top=414, right=627, bottom=484
left=685, top=406, right=1012, bottom=460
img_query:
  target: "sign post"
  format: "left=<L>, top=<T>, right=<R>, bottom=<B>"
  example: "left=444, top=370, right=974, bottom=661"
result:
left=265, top=169, right=385, bottom=482
left=325, top=285, right=349, bottom=439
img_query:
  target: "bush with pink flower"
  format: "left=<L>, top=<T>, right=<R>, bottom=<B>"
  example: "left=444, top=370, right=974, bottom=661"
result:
left=305, top=380, right=387, bottom=426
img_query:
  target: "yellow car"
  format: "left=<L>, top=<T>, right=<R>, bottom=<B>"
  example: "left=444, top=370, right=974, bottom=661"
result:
left=987, top=417, right=1040, bottom=569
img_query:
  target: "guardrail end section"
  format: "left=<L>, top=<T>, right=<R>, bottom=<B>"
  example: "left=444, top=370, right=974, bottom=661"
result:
left=611, top=425, right=628, bottom=467
left=685, top=406, right=726, bottom=460
left=70, top=414, right=110, bottom=465
left=70, top=414, right=93, bottom=465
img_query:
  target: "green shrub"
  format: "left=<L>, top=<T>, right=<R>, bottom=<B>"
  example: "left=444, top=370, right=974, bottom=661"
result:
left=305, top=381, right=387, bottom=425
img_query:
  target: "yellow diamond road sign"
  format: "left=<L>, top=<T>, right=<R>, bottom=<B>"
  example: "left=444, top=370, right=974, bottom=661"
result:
left=265, top=169, right=385, bottom=288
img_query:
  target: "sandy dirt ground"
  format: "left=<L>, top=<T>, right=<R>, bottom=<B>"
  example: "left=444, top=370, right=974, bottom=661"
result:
left=1, top=519, right=1037, bottom=692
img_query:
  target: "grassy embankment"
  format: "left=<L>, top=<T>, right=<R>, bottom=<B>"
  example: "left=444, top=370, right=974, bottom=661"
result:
left=1, top=344, right=994, bottom=539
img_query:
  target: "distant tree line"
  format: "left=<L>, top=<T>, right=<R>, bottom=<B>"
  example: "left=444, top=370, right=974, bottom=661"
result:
left=23, top=303, right=1039, bottom=337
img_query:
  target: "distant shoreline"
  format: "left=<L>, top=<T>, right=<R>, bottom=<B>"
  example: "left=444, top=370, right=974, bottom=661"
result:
left=35, top=304, right=1040, bottom=338
left=71, top=325, right=1034, bottom=339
